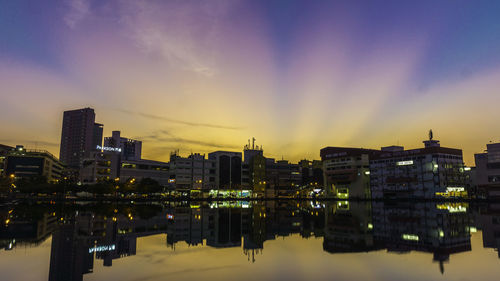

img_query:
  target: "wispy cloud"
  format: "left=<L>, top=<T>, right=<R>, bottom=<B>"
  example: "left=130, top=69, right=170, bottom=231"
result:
left=63, top=0, right=90, bottom=29
left=116, top=1, right=236, bottom=76
left=140, top=130, right=240, bottom=150
left=116, top=109, right=244, bottom=130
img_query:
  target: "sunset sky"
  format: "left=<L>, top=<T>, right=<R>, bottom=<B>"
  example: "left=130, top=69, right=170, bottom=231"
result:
left=1, top=0, right=500, bottom=165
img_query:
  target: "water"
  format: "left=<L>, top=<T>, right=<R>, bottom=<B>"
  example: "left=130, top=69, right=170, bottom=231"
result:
left=1, top=201, right=499, bottom=281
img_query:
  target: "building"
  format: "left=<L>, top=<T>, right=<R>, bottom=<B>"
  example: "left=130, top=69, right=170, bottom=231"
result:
left=80, top=150, right=121, bottom=183
left=120, top=159, right=170, bottom=186
left=475, top=142, right=500, bottom=198
left=5, top=145, right=65, bottom=183
left=242, top=139, right=264, bottom=190
left=104, top=131, right=142, bottom=161
left=0, top=144, right=14, bottom=177
left=299, top=160, right=323, bottom=187
left=208, top=151, right=242, bottom=190
left=320, top=147, right=379, bottom=199
left=168, top=153, right=216, bottom=192
left=265, top=158, right=301, bottom=196
left=370, top=133, right=466, bottom=199
left=59, top=108, right=102, bottom=169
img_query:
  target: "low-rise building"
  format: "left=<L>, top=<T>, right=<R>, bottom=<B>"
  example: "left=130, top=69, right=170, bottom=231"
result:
left=208, top=151, right=242, bottom=190
left=80, top=151, right=121, bottom=183
left=4, top=145, right=65, bottom=183
left=320, top=147, right=379, bottom=199
left=370, top=134, right=466, bottom=199
left=0, top=144, right=14, bottom=177
left=168, top=153, right=216, bottom=192
left=475, top=142, right=500, bottom=198
left=120, top=159, right=170, bottom=186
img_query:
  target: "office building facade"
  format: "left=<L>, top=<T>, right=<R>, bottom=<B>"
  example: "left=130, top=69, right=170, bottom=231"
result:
left=370, top=137, right=466, bottom=199
left=104, top=131, right=142, bottom=161
left=320, top=147, right=379, bottom=199
left=5, top=145, right=65, bottom=183
left=208, top=151, right=242, bottom=190
left=59, top=108, right=101, bottom=169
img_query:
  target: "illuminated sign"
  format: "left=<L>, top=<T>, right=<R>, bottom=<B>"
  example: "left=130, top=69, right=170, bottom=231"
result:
left=397, top=160, right=413, bottom=166
left=166, top=214, right=174, bottom=220
left=89, top=244, right=116, bottom=253
left=402, top=234, right=419, bottom=241
left=96, top=145, right=122, bottom=152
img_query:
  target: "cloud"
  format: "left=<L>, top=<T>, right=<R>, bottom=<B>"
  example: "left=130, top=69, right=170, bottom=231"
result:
left=116, top=1, right=236, bottom=76
left=115, top=109, right=244, bottom=130
left=140, top=130, right=240, bottom=150
left=64, top=0, right=90, bottom=28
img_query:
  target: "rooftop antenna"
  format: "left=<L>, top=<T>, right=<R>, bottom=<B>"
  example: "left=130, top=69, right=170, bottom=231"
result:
left=252, top=137, right=255, bottom=150
left=429, top=129, right=433, bottom=140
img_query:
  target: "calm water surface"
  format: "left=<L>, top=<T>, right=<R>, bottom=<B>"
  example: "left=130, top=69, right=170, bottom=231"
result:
left=1, top=201, right=499, bottom=281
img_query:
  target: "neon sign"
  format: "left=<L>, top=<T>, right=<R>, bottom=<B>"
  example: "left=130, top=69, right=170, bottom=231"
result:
left=97, top=145, right=122, bottom=152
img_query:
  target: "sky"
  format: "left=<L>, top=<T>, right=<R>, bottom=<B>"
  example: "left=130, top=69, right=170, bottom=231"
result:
left=1, top=0, right=500, bottom=165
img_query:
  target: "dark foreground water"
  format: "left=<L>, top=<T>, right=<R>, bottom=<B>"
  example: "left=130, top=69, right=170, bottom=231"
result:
left=1, top=200, right=499, bottom=281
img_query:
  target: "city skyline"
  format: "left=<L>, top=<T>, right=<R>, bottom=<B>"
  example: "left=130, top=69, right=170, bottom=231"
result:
left=2, top=1, right=500, bottom=165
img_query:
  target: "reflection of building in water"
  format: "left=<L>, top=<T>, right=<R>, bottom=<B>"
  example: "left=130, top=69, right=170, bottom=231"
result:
left=0, top=211, right=58, bottom=251
left=48, top=224, right=93, bottom=281
left=323, top=201, right=379, bottom=253
left=48, top=211, right=169, bottom=281
left=371, top=201, right=472, bottom=274
left=475, top=203, right=500, bottom=258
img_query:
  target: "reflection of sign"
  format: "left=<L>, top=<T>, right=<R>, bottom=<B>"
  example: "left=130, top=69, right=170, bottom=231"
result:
left=89, top=244, right=116, bottom=253
left=97, top=145, right=122, bottom=152
left=446, top=187, right=465, bottom=192
left=396, top=160, right=413, bottom=166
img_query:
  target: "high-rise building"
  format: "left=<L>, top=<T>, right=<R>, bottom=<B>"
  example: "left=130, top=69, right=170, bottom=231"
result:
left=92, top=123, right=103, bottom=149
left=59, top=108, right=101, bottom=169
left=104, top=131, right=142, bottom=161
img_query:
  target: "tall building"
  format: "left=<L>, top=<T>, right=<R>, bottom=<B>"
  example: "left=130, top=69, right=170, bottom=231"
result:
left=104, top=131, right=142, bottom=161
left=60, top=108, right=101, bottom=169
left=92, top=123, right=103, bottom=149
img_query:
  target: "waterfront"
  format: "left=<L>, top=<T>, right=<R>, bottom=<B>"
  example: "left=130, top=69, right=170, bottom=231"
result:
left=1, top=200, right=500, bottom=281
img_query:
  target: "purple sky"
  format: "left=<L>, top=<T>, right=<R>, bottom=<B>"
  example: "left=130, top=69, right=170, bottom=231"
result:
left=1, top=0, right=500, bottom=164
